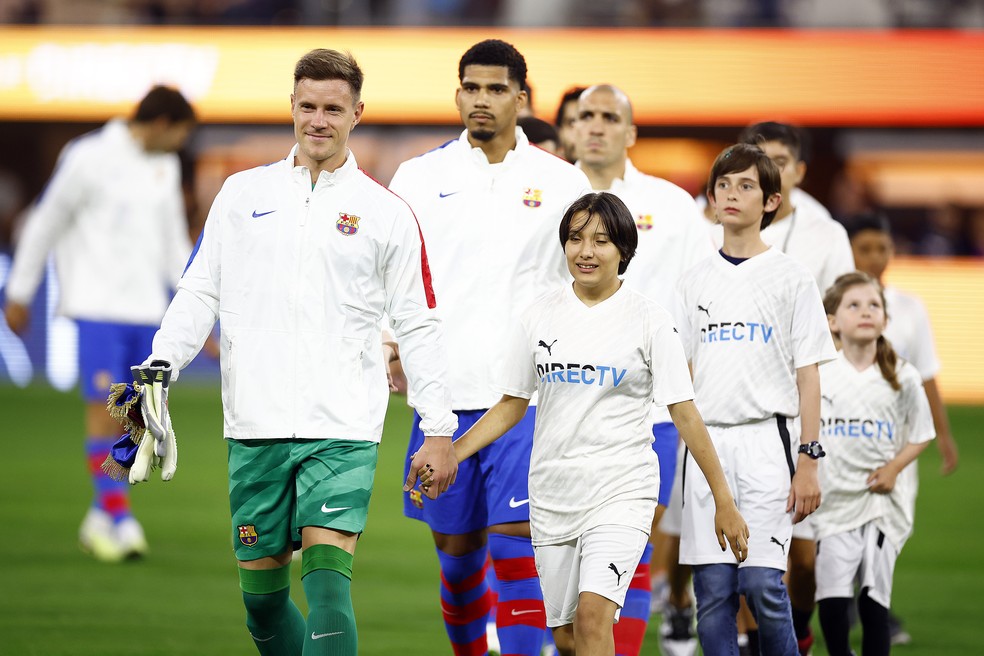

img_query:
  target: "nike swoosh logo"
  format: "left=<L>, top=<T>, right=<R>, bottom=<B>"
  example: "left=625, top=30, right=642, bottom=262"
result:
left=321, top=504, right=352, bottom=513
left=438, top=191, right=459, bottom=198
left=508, top=497, right=530, bottom=508
left=252, top=210, right=276, bottom=218
left=511, top=609, right=541, bottom=616
left=312, top=631, right=343, bottom=640
left=250, top=634, right=277, bottom=642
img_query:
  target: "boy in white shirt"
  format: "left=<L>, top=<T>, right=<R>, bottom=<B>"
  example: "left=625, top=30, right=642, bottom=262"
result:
left=676, top=144, right=836, bottom=656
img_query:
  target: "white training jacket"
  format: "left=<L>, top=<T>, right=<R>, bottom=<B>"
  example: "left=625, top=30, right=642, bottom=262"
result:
left=389, top=128, right=591, bottom=410
left=6, top=119, right=191, bottom=323
left=150, top=147, right=457, bottom=442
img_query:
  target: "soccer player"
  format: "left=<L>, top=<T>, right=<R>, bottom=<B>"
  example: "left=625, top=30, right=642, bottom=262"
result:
left=3, top=86, right=196, bottom=562
left=814, top=272, right=935, bottom=656
left=142, top=49, right=458, bottom=655
left=518, top=115, right=562, bottom=156
left=676, top=143, right=836, bottom=656
left=389, top=39, right=590, bottom=656
left=554, top=85, right=587, bottom=163
left=446, top=191, right=747, bottom=656
left=574, top=82, right=712, bottom=656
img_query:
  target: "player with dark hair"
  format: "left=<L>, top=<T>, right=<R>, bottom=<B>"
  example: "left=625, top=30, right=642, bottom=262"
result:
left=518, top=115, right=561, bottom=156
left=139, top=48, right=457, bottom=655
left=391, top=39, right=590, bottom=656
left=677, top=144, right=836, bottom=656
left=4, top=85, right=196, bottom=562
left=554, top=85, right=587, bottom=163
left=445, top=191, right=747, bottom=656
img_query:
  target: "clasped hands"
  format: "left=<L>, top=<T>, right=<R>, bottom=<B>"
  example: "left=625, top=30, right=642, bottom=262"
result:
left=403, top=435, right=457, bottom=500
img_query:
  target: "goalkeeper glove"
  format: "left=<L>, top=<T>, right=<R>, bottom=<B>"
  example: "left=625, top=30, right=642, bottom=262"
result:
left=129, top=360, right=178, bottom=483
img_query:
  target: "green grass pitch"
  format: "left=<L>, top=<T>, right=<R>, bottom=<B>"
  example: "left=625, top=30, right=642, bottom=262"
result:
left=0, top=383, right=980, bottom=654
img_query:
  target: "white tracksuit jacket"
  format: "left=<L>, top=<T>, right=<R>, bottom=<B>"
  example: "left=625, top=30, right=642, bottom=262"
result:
left=150, top=147, right=457, bottom=442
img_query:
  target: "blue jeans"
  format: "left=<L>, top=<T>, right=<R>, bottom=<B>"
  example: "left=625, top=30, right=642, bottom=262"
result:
left=693, top=564, right=798, bottom=656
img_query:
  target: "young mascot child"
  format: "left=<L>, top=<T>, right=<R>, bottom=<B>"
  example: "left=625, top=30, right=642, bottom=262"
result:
left=422, top=192, right=749, bottom=656
left=675, top=143, right=836, bottom=656
left=813, top=272, right=935, bottom=656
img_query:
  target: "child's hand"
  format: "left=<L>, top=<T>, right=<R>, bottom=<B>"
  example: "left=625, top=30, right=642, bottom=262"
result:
left=866, top=465, right=898, bottom=494
left=714, top=504, right=750, bottom=563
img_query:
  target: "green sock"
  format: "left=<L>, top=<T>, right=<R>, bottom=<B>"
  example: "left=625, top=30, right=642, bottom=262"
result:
left=302, top=545, right=357, bottom=655
left=239, top=566, right=305, bottom=655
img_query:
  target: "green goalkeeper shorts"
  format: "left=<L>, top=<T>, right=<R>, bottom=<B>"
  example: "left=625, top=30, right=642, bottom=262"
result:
left=227, top=438, right=378, bottom=562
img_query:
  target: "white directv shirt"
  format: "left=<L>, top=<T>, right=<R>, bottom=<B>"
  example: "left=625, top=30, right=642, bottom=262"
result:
left=883, top=286, right=940, bottom=381
left=495, top=284, right=695, bottom=546
left=6, top=119, right=191, bottom=324
left=592, top=159, right=713, bottom=424
left=676, top=248, right=837, bottom=425
left=813, top=353, right=935, bottom=547
left=704, top=188, right=854, bottom=294
left=390, top=128, right=591, bottom=411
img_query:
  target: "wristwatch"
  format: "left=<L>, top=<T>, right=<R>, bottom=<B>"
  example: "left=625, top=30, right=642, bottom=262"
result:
left=797, top=441, right=826, bottom=459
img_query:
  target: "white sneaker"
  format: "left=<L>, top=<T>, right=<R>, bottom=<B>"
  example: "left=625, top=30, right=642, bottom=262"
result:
left=79, top=508, right=126, bottom=563
left=115, top=516, right=149, bottom=559
left=486, top=619, right=501, bottom=656
left=650, top=574, right=669, bottom=616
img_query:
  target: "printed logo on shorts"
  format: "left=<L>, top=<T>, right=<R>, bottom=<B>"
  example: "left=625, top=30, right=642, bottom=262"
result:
left=336, top=212, right=360, bottom=236
left=636, top=214, right=653, bottom=231
left=523, top=188, right=542, bottom=208
left=608, top=562, right=627, bottom=585
left=239, top=524, right=258, bottom=547
left=770, top=536, right=788, bottom=555
left=409, top=488, right=424, bottom=510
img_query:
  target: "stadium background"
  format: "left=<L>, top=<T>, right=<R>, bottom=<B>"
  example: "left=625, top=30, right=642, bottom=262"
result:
left=0, top=6, right=982, bottom=655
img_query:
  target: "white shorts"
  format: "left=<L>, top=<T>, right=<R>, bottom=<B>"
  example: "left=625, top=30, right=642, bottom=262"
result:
left=815, top=522, right=899, bottom=609
left=680, top=417, right=795, bottom=571
left=657, top=440, right=687, bottom=538
left=533, top=525, right=649, bottom=628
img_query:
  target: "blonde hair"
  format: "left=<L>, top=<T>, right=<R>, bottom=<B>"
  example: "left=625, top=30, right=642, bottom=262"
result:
left=823, top=271, right=901, bottom=391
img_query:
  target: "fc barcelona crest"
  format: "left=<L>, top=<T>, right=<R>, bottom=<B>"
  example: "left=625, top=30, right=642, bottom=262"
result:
left=409, top=488, right=424, bottom=510
left=336, top=212, right=360, bottom=236
left=636, top=214, right=653, bottom=231
left=238, top=524, right=258, bottom=547
left=523, top=188, right=542, bottom=208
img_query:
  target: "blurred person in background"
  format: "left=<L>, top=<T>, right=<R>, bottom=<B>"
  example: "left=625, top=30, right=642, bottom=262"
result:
left=518, top=115, right=562, bottom=156
left=573, top=82, right=712, bottom=656
left=389, top=39, right=590, bottom=656
left=3, top=85, right=196, bottom=562
left=554, top=85, right=587, bottom=163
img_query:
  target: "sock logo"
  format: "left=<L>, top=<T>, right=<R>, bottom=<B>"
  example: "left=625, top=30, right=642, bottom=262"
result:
left=770, top=536, right=789, bottom=555
left=697, top=302, right=712, bottom=318
left=608, top=562, right=627, bottom=585
left=311, top=631, right=343, bottom=640
left=538, top=339, right=557, bottom=355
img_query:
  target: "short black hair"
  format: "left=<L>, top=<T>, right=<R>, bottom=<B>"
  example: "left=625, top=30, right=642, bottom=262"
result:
left=739, top=121, right=802, bottom=161
left=133, top=86, right=195, bottom=124
left=559, top=192, right=638, bottom=275
left=555, top=86, right=586, bottom=127
left=458, top=39, right=527, bottom=89
left=707, top=143, right=782, bottom=229
left=518, top=116, right=559, bottom=146
left=845, top=211, right=892, bottom=240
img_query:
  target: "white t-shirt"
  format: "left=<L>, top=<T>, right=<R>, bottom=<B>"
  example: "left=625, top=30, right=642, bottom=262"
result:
left=704, top=188, right=855, bottom=295
left=883, top=286, right=940, bottom=382
left=390, top=128, right=591, bottom=410
left=813, top=353, right=935, bottom=547
left=495, top=284, right=695, bottom=546
left=676, top=248, right=837, bottom=425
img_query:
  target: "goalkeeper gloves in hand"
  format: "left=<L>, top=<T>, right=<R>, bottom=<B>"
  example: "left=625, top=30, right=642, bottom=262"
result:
left=129, top=360, right=177, bottom=483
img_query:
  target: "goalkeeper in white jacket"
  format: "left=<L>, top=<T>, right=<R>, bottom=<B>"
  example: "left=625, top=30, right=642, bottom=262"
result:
left=143, top=49, right=457, bottom=656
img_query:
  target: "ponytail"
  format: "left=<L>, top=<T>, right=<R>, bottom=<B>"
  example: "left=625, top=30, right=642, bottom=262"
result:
left=875, top=335, right=901, bottom=391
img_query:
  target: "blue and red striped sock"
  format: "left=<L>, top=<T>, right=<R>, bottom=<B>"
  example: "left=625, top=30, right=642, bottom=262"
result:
left=437, top=546, right=495, bottom=656
left=489, top=533, right=546, bottom=656
left=613, top=542, right=653, bottom=656
left=86, top=436, right=131, bottom=523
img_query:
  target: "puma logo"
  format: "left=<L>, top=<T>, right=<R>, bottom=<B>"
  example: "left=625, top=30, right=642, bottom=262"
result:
left=771, top=536, right=789, bottom=555
left=697, top=303, right=712, bottom=318
left=822, top=394, right=833, bottom=404
left=538, top=339, right=557, bottom=356
left=608, top=562, right=627, bottom=585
